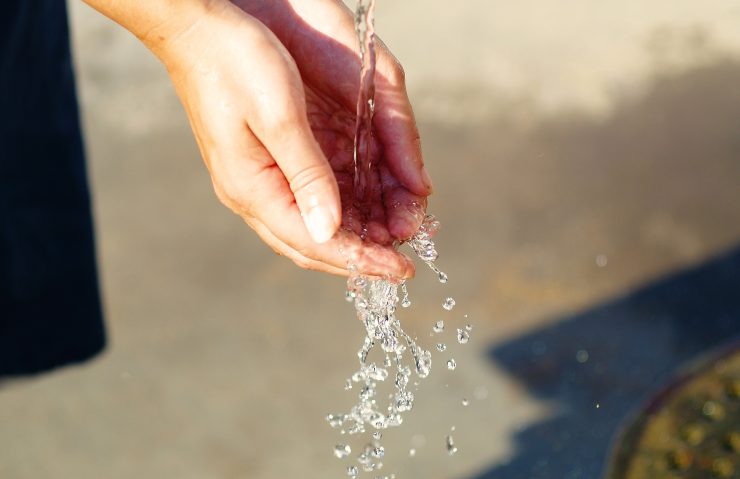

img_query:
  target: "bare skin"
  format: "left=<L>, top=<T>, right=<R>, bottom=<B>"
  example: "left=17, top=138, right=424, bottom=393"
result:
left=84, top=0, right=432, bottom=278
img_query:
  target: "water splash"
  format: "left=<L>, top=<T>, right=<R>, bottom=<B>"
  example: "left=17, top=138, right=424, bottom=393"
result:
left=328, top=217, right=449, bottom=473
left=443, top=298, right=456, bottom=311
left=400, top=283, right=411, bottom=308
left=326, top=0, right=469, bottom=473
left=446, top=435, right=458, bottom=456
left=335, top=444, right=353, bottom=459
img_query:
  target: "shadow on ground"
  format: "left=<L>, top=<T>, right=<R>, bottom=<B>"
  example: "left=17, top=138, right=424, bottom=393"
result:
left=475, top=246, right=740, bottom=479
left=457, top=57, right=740, bottom=479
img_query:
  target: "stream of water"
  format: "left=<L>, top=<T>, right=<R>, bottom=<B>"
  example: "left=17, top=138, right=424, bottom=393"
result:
left=325, top=1, right=471, bottom=477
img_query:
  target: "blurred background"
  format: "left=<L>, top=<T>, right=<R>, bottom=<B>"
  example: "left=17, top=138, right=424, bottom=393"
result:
left=1, top=1, right=739, bottom=478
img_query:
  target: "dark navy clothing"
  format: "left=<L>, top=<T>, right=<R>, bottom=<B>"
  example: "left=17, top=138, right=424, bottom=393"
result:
left=0, top=0, right=105, bottom=376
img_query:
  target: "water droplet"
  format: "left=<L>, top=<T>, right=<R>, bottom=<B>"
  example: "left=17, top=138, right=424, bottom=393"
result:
left=465, top=324, right=473, bottom=331
left=327, top=414, right=345, bottom=428
left=366, top=364, right=389, bottom=381
left=443, top=298, right=456, bottom=311
left=400, top=282, right=411, bottom=307
left=395, top=371, right=409, bottom=389
left=436, top=343, right=447, bottom=352
left=332, top=217, right=448, bottom=472
left=433, top=320, right=444, bottom=333
left=348, top=423, right=364, bottom=435
left=334, top=444, right=352, bottom=459
left=370, top=413, right=387, bottom=429
left=447, top=359, right=457, bottom=371
left=345, top=291, right=356, bottom=302
left=576, top=349, right=589, bottom=363
left=462, top=398, right=469, bottom=406
left=446, top=435, right=458, bottom=455
left=344, top=379, right=353, bottom=390
left=395, top=390, right=415, bottom=412
left=415, top=351, right=432, bottom=378
left=457, top=328, right=470, bottom=344
left=409, top=448, right=416, bottom=457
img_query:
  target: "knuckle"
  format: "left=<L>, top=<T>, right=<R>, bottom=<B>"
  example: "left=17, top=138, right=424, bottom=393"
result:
left=389, top=61, right=406, bottom=86
left=294, top=242, right=315, bottom=261
left=288, top=163, right=331, bottom=197
left=214, top=180, right=256, bottom=219
left=264, top=107, right=302, bottom=134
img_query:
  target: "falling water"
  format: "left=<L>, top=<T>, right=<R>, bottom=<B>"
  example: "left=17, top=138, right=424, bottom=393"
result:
left=352, top=0, right=378, bottom=213
left=326, top=0, right=472, bottom=475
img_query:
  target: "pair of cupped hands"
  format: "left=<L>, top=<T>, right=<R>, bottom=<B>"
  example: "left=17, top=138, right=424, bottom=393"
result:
left=94, top=0, right=432, bottom=278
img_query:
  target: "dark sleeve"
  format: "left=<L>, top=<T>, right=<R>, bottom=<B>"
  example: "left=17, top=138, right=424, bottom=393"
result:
left=0, top=0, right=106, bottom=377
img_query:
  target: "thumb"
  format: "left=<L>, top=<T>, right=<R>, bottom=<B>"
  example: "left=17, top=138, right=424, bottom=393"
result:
left=286, top=137, right=342, bottom=245
left=253, top=111, right=341, bottom=244
left=241, top=35, right=341, bottom=244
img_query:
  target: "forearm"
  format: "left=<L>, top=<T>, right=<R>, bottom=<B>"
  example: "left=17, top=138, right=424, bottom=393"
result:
left=81, top=0, right=220, bottom=59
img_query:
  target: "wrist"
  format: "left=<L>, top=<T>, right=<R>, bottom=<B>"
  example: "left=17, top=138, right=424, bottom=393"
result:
left=83, top=0, right=230, bottom=70
left=136, top=1, right=228, bottom=67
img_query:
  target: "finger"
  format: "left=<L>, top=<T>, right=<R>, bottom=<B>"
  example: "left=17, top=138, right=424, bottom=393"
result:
left=353, top=142, right=395, bottom=245
left=266, top=3, right=432, bottom=198
left=244, top=43, right=341, bottom=245
left=336, top=168, right=391, bottom=246
left=203, top=111, right=413, bottom=279
left=380, top=163, right=427, bottom=240
left=252, top=171, right=416, bottom=278
left=373, top=48, right=433, bottom=197
left=225, top=134, right=414, bottom=279
left=248, top=217, right=415, bottom=280
left=247, top=218, right=349, bottom=276
left=333, top=228, right=416, bottom=280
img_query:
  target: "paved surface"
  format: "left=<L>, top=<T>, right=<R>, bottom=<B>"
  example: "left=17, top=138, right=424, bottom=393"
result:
left=1, top=1, right=739, bottom=478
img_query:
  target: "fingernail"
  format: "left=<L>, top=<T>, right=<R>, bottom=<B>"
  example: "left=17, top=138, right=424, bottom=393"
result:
left=304, top=205, right=337, bottom=244
left=421, top=166, right=434, bottom=193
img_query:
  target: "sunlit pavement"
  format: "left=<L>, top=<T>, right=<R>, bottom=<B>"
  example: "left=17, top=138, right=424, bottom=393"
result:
left=0, top=2, right=738, bottom=478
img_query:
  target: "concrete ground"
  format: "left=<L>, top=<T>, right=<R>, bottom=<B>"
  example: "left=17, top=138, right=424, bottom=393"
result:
left=1, top=1, right=739, bottom=478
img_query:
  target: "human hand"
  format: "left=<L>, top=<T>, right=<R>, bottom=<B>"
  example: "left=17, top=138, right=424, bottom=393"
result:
left=235, top=0, right=434, bottom=238
left=146, top=1, right=432, bottom=278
